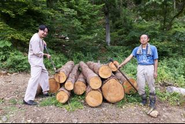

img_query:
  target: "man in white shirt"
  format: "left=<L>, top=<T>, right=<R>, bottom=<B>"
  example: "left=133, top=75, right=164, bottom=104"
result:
left=23, top=25, right=51, bottom=105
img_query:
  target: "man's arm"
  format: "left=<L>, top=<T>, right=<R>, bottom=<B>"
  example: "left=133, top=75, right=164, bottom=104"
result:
left=118, top=54, right=134, bottom=68
left=154, top=59, right=158, bottom=78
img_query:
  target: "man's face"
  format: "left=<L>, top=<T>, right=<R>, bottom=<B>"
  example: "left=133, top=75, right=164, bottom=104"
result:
left=140, top=35, right=149, bottom=45
left=39, top=28, right=48, bottom=38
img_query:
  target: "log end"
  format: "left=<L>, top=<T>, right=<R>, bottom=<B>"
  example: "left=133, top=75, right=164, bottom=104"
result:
left=89, top=76, right=102, bottom=89
left=102, top=78, right=124, bottom=103
left=65, top=81, right=74, bottom=91
left=54, top=72, right=67, bottom=83
left=49, top=78, right=60, bottom=93
left=99, top=65, right=112, bottom=79
left=74, top=81, right=87, bottom=95
left=85, top=90, right=103, bottom=107
left=108, top=61, right=119, bottom=72
left=56, top=90, right=69, bottom=104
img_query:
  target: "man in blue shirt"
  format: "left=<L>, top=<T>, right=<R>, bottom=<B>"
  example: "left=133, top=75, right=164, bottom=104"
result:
left=118, top=34, right=158, bottom=109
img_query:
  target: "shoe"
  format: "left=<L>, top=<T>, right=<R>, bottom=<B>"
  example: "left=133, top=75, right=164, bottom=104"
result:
left=43, top=93, right=50, bottom=97
left=42, top=92, right=53, bottom=97
left=149, top=93, right=156, bottom=109
left=23, top=100, right=37, bottom=105
left=141, top=93, right=147, bottom=106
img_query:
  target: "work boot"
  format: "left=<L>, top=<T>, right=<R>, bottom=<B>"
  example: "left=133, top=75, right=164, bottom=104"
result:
left=149, top=93, right=156, bottom=109
left=141, top=93, right=147, bottom=106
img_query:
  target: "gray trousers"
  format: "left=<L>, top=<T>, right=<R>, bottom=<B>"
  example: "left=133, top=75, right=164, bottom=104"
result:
left=137, top=65, right=155, bottom=95
left=24, top=65, right=49, bottom=102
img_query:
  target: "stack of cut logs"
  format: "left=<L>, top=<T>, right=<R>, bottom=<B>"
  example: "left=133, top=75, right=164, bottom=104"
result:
left=37, top=60, right=137, bottom=107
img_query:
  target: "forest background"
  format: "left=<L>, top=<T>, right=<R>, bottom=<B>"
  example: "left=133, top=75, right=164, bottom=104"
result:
left=0, top=0, right=185, bottom=106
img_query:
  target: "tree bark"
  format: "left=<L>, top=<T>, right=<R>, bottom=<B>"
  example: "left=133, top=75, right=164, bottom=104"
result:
left=79, top=61, right=102, bottom=89
left=101, top=76, right=124, bottom=103
left=74, top=73, right=87, bottom=95
left=85, top=86, right=103, bottom=107
left=54, top=61, right=74, bottom=83
left=64, top=64, right=80, bottom=91
left=86, top=61, right=112, bottom=79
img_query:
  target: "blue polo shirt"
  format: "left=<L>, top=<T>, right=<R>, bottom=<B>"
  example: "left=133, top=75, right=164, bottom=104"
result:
left=132, top=45, right=158, bottom=65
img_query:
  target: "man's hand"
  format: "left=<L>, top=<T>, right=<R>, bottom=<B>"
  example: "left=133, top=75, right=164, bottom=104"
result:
left=44, top=54, right=51, bottom=59
left=118, top=64, right=123, bottom=69
left=154, top=72, right=157, bottom=79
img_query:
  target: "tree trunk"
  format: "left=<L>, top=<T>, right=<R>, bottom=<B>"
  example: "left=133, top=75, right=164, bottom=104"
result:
left=64, top=64, right=80, bottom=91
left=115, top=71, right=137, bottom=94
left=108, top=60, right=119, bottom=72
left=85, top=86, right=103, bottom=107
left=49, top=78, right=60, bottom=93
left=54, top=61, right=74, bottom=83
left=101, top=76, right=124, bottom=103
left=105, top=13, right=110, bottom=46
left=86, top=61, right=112, bottom=79
left=79, top=61, right=102, bottom=89
left=56, top=87, right=71, bottom=104
left=74, top=73, right=87, bottom=95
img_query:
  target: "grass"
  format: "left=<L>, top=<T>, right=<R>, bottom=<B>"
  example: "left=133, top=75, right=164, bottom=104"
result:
left=39, top=93, right=85, bottom=112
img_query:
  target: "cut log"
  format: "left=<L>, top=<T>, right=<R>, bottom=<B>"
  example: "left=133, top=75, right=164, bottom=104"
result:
left=123, top=78, right=137, bottom=94
left=114, top=71, right=126, bottom=84
left=56, top=87, right=71, bottom=104
left=115, top=71, right=137, bottom=94
left=101, top=76, right=124, bottom=103
left=74, top=73, right=87, bottom=95
left=49, top=78, right=60, bottom=93
left=85, top=86, right=103, bottom=107
left=79, top=61, right=102, bottom=89
left=64, top=64, right=80, bottom=91
left=86, top=61, right=112, bottom=79
left=54, top=61, right=74, bottom=83
left=108, top=61, right=119, bottom=72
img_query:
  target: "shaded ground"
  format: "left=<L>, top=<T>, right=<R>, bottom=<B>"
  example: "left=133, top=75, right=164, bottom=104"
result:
left=0, top=73, right=185, bottom=123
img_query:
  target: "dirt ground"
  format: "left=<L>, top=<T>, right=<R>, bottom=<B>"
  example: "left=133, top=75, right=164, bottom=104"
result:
left=0, top=72, right=185, bottom=123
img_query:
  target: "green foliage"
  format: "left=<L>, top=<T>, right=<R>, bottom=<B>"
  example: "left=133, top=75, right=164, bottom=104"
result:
left=0, top=40, right=12, bottom=61
left=2, top=51, right=29, bottom=72
left=156, top=89, right=185, bottom=106
left=0, top=98, right=4, bottom=104
left=9, top=99, right=17, bottom=105
left=116, top=93, right=141, bottom=108
left=157, top=58, right=185, bottom=87
left=40, top=94, right=84, bottom=112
